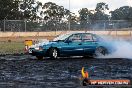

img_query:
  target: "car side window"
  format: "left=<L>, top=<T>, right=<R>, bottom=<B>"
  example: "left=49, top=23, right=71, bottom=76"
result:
left=93, top=35, right=103, bottom=41
left=69, top=34, right=82, bottom=42
left=93, top=35, right=97, bottom=41
left=82, top=34, right=93, bottom=42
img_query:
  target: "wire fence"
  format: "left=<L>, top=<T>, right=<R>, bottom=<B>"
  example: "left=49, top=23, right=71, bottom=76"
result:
left=0, top=20, right=132, bottom=55
left=0, top=20, right=132, bottom=32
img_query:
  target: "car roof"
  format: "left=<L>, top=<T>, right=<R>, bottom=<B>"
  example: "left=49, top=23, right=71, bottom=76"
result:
left=70, top=32, right=94, bottom=35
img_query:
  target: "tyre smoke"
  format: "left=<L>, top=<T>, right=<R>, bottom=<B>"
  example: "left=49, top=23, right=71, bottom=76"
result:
left=99, top=36, right=132, bottom=59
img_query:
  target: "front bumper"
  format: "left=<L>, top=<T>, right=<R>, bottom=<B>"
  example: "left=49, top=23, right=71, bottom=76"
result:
left=28, top=48, right=47, bottom=56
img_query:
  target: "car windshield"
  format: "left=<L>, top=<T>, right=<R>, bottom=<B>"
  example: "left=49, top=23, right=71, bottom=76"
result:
left=53, top=33, right=72, bottom=41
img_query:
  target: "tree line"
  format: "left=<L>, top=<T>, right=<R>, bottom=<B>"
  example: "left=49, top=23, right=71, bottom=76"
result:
left=0, top=0, right=132, bottom=31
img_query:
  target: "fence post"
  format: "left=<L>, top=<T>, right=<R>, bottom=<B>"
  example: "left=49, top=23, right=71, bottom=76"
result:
left=104, top=22, right=106, bottom=31
left=68, top=0, right=71, bottom=31
left=4, top=20, right=5, bottom=32
left=25, top=20, right=26, bottom=32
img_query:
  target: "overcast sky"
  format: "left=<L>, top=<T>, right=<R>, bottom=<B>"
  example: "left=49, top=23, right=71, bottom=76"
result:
left=37, top=0, right=132, bottom=14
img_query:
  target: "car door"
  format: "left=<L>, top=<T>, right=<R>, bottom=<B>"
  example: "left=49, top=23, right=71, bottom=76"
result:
left=82, top=33, right=98, bottom=55
left=60, top=33, right=84, bottom=56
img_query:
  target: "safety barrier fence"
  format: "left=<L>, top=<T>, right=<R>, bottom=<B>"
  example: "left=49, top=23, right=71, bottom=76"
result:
left=0, top=30, right=132, bottom=38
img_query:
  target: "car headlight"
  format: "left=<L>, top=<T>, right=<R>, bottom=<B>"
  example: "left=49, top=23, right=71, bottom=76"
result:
left=34, top=47, right=39, bottom=50
left=34, top=46, right=43, bottom=51
left=28, top=49, right=32, bottom=53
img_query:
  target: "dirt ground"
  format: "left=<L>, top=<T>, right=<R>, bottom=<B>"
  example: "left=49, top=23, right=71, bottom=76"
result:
left=0, top=55, right=131, bottom=88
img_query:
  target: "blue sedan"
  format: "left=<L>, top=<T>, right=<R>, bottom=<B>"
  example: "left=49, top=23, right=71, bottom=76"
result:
left=28, top=33, right=113, bottom=59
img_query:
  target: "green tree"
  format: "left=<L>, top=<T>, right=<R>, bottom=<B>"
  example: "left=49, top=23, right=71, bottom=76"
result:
left=42, top=2, right=66, bottom=21
left=0, top=0, right=21, bottom=20
left=110, top=6, right=132, bottom=20
left=41, top=2, right=75, bottom=30
left=94, top=2, right=109, bottom=20
left=93, top=11, right=109, bottom=20
left=20, top=0, right=42, bottom=21
left=79, top=8, right=93, bottom=21
left=78, top=8, right=93, bottom=29
left=95, top=2, right=109, bottom=13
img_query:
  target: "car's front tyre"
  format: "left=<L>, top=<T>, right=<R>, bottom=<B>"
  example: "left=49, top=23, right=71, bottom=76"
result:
left=49, top=48, right=58, bottom=59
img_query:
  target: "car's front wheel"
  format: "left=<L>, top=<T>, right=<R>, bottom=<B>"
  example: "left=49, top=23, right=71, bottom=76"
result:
left=49, top=48, right=58, bottom=59
left=95, top=46, right=108, bottom=57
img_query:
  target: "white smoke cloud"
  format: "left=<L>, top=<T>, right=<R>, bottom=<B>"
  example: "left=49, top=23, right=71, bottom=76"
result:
left=98, top=37, right=132, bottom=59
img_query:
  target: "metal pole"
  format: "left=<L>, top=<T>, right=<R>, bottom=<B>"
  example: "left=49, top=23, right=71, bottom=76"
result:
left=68, top=0, right=70, bottom=31
left=104, top=22, right=106, bottom=31
left=25, top=20, right=26, bottom=32
left=19, top=24, right=20, bottom=32
left=4, top=20, right=5, bottom=32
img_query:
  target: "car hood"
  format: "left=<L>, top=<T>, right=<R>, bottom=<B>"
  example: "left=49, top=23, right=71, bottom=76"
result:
left=30, top=39, right=57, bottom=48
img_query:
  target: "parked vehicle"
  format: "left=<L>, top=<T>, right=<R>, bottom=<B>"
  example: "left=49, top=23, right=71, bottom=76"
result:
left=28, top=33, right=114, bottom=59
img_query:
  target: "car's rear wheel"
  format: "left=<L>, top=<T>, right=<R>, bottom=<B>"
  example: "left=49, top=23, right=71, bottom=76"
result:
left=36, top=56, right=43, bottom=60
left=95, top=46, right=108, bottom=57
left=49, top=48, right=58, bottom=59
